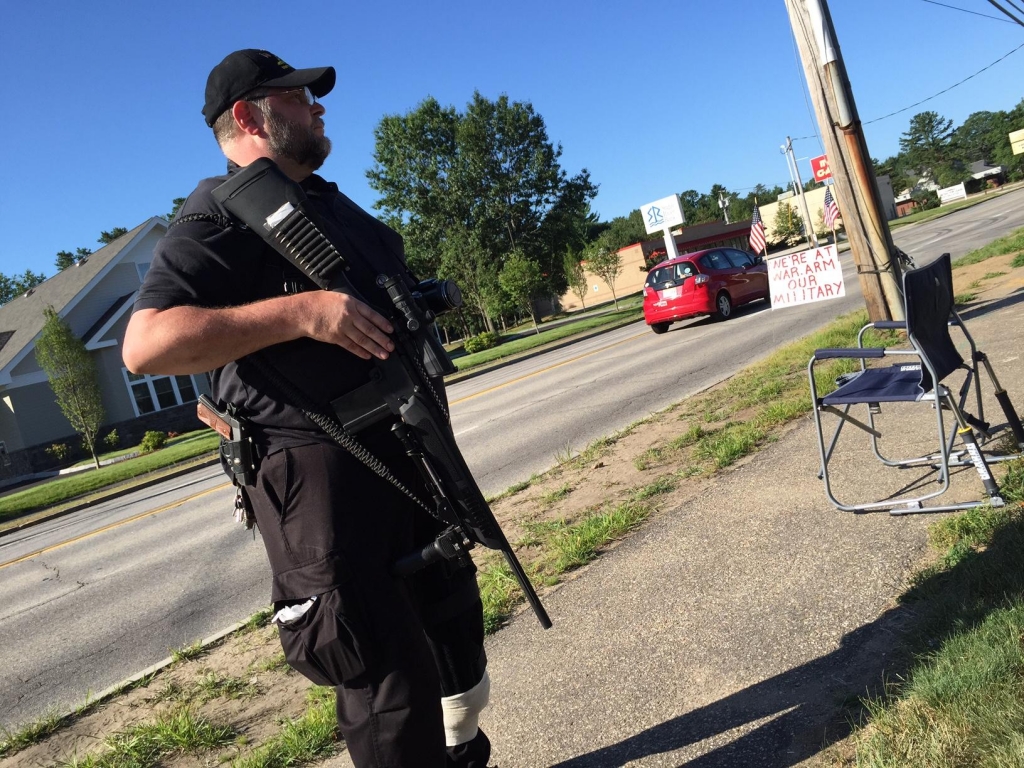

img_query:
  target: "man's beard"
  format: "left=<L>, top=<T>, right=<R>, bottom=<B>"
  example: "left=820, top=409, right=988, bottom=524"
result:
left=264, top=109, right=332, bottom=171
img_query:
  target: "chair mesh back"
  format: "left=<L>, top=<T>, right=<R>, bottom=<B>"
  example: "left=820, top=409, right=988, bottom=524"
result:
left=903, top=252, right=962, bottom=391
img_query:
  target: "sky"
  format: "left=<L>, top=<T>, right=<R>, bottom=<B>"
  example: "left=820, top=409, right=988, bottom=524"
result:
left=2, top=1, right=1022, bottom=278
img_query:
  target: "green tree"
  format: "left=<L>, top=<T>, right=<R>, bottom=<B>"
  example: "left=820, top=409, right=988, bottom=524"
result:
left=583, top=244, right=622, bottom=309
left=499, top=249, right=545, bottom=334
left=367, top=93, right=597, bottom=331
left=55, top=247, right=93, bottom=271
left=34, top=307, right=105, bottom=469
left=874, top=154, right=915, bottom=196
left=592, top=210, right=647, bottom=253
left=98, top=227, right=128, bottom=244
left=956, top=104, right=1024, bottom=181
left=899, top=111, right=957, bottom=183
left=773, top=201, right=803, bottom=244
left=166, top=197, right=187, bottom=221
left=55, top=251, right=76, bottom=271
left=678, top=190, right=700, bottom=223
left=562, top=247, right=589, bottom=310
left=0, top=269, right=46, bottom=305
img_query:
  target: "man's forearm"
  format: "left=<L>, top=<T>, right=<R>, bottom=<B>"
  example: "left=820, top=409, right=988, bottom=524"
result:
left=123, top=290, right=395, bottom=376
left=123, top=296, right=310, bottom=375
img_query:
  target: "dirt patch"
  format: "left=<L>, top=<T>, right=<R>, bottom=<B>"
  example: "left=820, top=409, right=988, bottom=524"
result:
left=951, top=251, right=1024, bottom=302
left=0, top=623, right=314, bottom=767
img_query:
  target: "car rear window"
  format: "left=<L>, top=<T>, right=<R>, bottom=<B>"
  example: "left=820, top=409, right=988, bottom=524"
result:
left=647, top=261, right=697, bottom=288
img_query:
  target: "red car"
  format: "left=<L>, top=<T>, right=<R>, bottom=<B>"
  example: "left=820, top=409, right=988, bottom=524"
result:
left=642, top=247, right=770, bottom=334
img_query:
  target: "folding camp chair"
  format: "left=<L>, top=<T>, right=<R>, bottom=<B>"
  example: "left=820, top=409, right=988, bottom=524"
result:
left=807, top=252, right=1024, bottom=514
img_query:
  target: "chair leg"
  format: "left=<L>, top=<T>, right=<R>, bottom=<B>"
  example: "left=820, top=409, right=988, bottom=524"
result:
left=945, top=394, right=1004, bottom=504
left=977, top=352, right=1024, bottom=447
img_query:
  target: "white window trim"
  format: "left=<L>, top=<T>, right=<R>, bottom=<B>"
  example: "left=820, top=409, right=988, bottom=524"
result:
left=85, top=290, right=138, bottom=351
left=121, top=369, right=199, bottom=418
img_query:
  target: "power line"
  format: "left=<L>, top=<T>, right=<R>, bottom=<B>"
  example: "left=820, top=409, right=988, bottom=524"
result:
left=917, top=0, right=1017, bottom=22
left=863, top=41, right=1024, bottom=125
left=986, top=0, right=1024, bottom=26
left=790, top=39, right=1024, bottom=139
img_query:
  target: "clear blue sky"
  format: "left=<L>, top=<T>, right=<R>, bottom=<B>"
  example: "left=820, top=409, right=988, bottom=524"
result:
left=2, top=1, right=1022, bottom=278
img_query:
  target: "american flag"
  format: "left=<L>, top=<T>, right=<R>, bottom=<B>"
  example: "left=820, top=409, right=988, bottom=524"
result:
left=749, top=204, right=766, bottom=254
left=823, top=186, right=841, bottom=229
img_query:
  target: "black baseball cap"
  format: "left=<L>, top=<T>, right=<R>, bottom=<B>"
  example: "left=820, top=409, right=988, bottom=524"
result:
left=203, top=49, right=336, bottom=127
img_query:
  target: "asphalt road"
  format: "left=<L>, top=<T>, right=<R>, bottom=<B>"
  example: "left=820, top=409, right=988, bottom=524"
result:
left=2, top=188, right=1023, bottom=731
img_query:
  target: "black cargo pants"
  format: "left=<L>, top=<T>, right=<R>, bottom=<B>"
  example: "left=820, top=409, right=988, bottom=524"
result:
left=246, top=438, right=487, bottom=767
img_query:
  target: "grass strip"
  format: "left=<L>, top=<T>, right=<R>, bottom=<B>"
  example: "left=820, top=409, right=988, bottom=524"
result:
left=232, top=686, right=338, bottom=768
left=54, top=707, right=235, bottom=768
left=452, top=300, right=642, bottom=370
left=630, top=310, right=900, bottom=475
left=0, top=709, right=66, bottom=758
left=952, top=226, right=1024, bottom=269
left=479, top=500, right=653, bottom=632
left=890, top=191, right=1016, bottom=229
left=0, top=432, right=220, bottom=520
left=839, top=459, right=1024, bottom=766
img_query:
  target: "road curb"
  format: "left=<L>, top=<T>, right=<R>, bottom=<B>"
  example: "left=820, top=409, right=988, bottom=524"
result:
left=0, top=456, right=222, bottom=538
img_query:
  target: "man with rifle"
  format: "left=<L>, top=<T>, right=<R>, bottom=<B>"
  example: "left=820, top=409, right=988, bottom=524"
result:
left=123, top=49, right=509, bottom=767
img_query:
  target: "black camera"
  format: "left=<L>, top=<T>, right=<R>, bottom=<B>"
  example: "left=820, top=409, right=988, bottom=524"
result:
left=413, top=278, right=462, bottom=318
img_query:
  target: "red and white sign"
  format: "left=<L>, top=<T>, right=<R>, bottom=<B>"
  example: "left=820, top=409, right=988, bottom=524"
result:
left=810, top=154, right=832, bottom=182
left=767, top=245, right=846, bottom=308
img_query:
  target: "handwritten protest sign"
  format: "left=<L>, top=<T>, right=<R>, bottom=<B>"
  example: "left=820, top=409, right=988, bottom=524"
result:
left=767, top=244, right=846, bottom=308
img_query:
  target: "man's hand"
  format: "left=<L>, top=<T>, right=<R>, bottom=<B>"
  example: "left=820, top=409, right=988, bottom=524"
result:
left=299, top=291, right=395, bottom=360
left=124, top=291, right=395, bottom=375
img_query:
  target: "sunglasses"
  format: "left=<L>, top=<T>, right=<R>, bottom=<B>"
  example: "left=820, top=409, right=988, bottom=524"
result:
left=246, top=86, right=317, bottom=107
left=272, top=86, right=317, bottom=106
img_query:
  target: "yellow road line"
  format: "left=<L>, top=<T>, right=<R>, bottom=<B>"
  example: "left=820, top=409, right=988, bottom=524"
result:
left=0, top=483, right=230, bottom=570
left=4, top=328, right=644, bottom=566
left=450, top=329, right=647, bottom=405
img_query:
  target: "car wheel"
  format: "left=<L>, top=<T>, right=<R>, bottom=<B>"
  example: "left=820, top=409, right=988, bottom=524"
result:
left=712, top=292, right=733, bottom=321
left=651, top=322, right=669, bottom=334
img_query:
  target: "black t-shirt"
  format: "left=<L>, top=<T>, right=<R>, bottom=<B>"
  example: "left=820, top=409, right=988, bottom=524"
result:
left=134, top=166, right=417, bottom=455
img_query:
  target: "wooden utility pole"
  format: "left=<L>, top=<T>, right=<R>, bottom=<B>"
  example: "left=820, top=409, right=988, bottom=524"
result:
left=784, top=0, right=904, bottom=322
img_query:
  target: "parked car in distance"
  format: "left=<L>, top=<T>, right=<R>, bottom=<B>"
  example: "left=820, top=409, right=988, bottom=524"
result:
left=642, top=247, right=770, bottom=334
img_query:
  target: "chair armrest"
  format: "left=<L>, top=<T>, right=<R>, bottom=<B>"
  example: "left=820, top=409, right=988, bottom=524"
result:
left=813, top=347, right=887, bottom=360
left=872, top=321, right=906, bottom=330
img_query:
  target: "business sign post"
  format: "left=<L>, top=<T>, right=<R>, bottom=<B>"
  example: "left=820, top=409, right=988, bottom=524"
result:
left=641, top=194, right=686, bottom=264
left=810, top=154, right=832, bottom=182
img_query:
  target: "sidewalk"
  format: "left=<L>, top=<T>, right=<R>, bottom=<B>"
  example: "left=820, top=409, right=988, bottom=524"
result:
left=323, top=267, right=1024, bottom=766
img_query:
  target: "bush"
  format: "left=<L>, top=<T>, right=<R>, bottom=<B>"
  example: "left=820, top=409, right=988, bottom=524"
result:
left=463, top=332, right=501, bottom=354
left=139, top=430, right=168, bottom=453
left=103, top=429, right=119, bottom=449
left=913, top=189, right=940, bottom=211
left=45, top=442, right=70, bottom=461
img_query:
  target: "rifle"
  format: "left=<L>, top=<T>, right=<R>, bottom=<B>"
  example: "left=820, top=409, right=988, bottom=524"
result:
left=212, top=158, right=552, bottom=629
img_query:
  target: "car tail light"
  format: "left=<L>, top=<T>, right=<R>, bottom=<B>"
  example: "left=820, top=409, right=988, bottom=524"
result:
left=643, top=286, right=655, bottom=298
left=694, top=274, right=710, bottom=285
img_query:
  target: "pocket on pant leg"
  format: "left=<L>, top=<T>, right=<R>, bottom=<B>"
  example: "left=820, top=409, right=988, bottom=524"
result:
left=276, top=582, right=377, bottom=687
